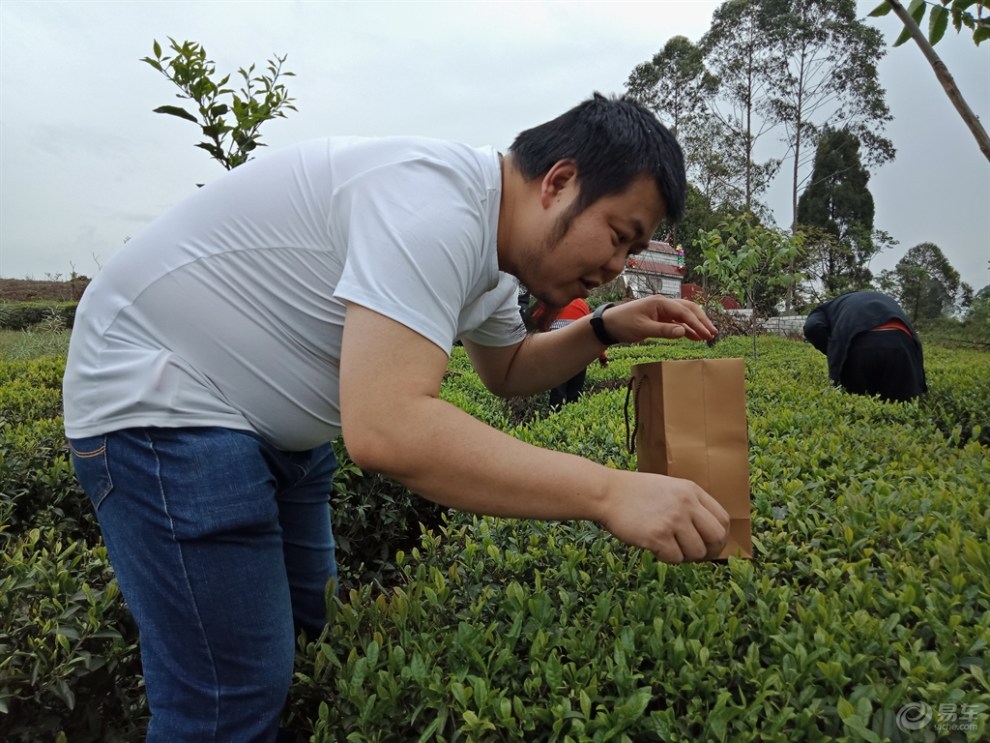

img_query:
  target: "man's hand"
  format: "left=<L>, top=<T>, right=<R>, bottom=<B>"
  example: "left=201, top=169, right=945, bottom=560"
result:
left=599, top=470, right=729, bottom=562
left=463, top=296, right=715, bottom=399
left=603, top=297, right=718, bottom=344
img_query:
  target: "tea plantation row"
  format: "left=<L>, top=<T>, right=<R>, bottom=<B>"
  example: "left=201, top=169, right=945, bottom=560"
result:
left=1, top=336, right=988, bottom=741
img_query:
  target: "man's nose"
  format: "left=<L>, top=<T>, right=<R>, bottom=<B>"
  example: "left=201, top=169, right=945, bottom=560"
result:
left=602, top=252, right=626, bottom=279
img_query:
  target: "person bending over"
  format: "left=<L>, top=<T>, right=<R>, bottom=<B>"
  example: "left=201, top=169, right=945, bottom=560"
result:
left=804, top=291, right=927, bottom=402
left=63, top=93, right=728, bottom=741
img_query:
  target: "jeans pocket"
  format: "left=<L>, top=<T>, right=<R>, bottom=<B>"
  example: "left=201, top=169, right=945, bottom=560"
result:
left=69, top=435, right=114, bottom=510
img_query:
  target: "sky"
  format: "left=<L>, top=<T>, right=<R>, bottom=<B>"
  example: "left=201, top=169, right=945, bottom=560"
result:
left=1, top=0, right=988, bottom=294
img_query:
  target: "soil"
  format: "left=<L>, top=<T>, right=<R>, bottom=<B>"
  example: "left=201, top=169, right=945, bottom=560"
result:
left=0, top=278, right=90, bottom=302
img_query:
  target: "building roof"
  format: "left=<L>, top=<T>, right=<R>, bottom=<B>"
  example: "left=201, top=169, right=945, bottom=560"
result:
left=625, top=239, right=684, bottom=278
left=626, top=260, right=684, bottom=278
left=647, top=240, right=678, bottom=254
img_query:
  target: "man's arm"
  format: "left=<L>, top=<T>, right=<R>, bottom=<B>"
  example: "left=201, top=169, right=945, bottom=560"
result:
left=463, top=296, right=717, bottom=398
left=339, top=302, right=728, bottom=563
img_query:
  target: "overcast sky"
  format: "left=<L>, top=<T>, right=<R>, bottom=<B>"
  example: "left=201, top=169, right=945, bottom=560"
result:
left=1, top=0, right=988, bottom=294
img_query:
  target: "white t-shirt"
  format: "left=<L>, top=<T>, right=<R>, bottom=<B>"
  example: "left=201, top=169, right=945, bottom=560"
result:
left=63, top=137, right=527, bottom=450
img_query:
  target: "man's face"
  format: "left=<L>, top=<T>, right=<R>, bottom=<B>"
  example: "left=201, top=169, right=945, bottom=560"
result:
left=522, top=175, right=666, bottom=308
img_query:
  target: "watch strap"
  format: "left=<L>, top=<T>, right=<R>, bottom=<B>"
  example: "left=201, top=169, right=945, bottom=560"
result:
left=590, top=302, right=619, bottom=346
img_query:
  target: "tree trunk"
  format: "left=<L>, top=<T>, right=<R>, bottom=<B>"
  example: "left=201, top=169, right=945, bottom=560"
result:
left=887, top=0, right=990, bottom=162
left=744, top=33, right=756, bottom=212
left=786, top=45, right=808, bottom=312
left=790, top=41, right=808, bottom=234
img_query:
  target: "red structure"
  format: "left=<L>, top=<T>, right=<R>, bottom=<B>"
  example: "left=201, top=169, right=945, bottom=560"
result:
left=680, top=282, right=741, bottom=310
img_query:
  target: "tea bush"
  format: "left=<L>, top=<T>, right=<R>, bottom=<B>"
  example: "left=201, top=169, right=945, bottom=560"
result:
left=330, top=439, right=446, bottom=590
left=1, top=528, right=143, bottom=741
left=0, top=358, right=145, bottom=740
left=0, top=355, right=443, bottom=739
left=922, top=347, right=990, bottom=447
left=290, top=337, right=989, bottom=742
left=1, top=336, right=988, bottom=740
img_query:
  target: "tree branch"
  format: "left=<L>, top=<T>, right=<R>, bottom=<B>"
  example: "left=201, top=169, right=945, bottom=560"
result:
left=887, top=0, right=990, bottom=161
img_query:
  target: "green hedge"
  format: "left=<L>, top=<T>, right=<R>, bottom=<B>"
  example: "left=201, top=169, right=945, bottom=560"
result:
left=1, top=337, right=988, bottom=741
left=0, top=302, right=77, bottom=331
left=291, top=338, right=989, bottom=741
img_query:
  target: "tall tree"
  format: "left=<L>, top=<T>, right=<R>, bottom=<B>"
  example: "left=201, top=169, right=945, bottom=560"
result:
left=760, top=0, right=894, bottom=232
left=678, top=112, right=763, bottom=215
left=797, top=128, right=881, bottom=296
left=887, top=242, right=963, bottom=320
left=625, top=37, right=728, bottom=247
left=701, top=0, right=783, bottom=213
left=625, top=36, right=717, bottom=139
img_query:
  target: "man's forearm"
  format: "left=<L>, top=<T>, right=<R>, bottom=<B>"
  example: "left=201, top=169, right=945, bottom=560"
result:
left=484, top=319, right=606, bottom=398
left=465, top=297, right=717, bottom=399
left=344, top=390, right=729, bottom=564
left=347, top=392, right=612, bottom=522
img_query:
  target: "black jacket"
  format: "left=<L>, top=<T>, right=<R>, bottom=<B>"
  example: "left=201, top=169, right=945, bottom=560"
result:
left=803, top=291, right=922, bottom=383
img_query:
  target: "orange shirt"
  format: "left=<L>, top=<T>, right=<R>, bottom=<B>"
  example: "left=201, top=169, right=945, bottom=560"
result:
left=556, top=298, right=591, bottom=322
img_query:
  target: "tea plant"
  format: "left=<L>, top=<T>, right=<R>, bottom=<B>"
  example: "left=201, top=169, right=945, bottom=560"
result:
left=1, top=336, right=988, bottom=741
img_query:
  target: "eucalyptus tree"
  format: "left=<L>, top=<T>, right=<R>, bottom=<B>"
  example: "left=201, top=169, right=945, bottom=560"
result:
left=625, top=37, right=727, bottom=247
left=624, top=39, right=729, bottom=211
left=700, top=0, right=784, bottom=213
left=678, top=112, right=781, bottom=224
left=625, top=35, right=718, bottom=139
left=760, top=0, right=894, bottom=232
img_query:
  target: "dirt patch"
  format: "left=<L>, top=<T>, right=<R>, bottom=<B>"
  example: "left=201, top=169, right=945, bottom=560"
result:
left=0, top=278, right=90, bottom=302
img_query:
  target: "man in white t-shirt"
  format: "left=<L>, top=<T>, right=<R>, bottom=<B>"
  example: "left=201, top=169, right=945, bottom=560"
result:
left=64, top=93, right=727, bottom=741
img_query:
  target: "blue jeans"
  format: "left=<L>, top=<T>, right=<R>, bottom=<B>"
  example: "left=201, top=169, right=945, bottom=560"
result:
left=69, top=426, right=337, bottom=742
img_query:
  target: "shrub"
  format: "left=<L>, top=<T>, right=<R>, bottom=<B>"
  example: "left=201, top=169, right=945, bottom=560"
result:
left=0, top=359, right=97, bottom=544
left=921, top=347, right=990, bottom=447
left=0, top=528, right=144, bottom=742
left=3, top=339, right=989, bottom=741
left=0, top=357, right=146, bottom=740
left=0, top=303, right=77, bottom=332
left=287, top=338, right=989, bottom=741
left=330, top=439, right=446, bottom=591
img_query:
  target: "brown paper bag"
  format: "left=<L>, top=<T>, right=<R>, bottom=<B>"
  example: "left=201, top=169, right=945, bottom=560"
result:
left=628, top=358, right=752, bottom=559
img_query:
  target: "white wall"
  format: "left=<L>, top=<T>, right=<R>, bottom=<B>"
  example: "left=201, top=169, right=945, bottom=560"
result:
left=624, top=271, right=681, bottom=299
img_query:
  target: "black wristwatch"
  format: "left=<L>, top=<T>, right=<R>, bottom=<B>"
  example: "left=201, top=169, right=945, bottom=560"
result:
left=590, top=302, right=620, bottom=346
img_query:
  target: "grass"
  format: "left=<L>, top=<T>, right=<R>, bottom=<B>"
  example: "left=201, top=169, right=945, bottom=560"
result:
left=0, top=329, right=71, bottom=362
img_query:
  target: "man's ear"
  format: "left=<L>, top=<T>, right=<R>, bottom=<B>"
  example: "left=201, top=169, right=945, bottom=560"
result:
left=539, top=160, right=579, bottom=209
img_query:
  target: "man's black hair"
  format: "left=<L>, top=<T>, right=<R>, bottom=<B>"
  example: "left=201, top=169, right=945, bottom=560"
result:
left=508, top=92, right=686, bottom=222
